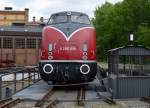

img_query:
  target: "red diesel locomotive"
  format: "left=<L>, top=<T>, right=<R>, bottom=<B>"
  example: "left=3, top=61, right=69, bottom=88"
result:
left=39, top=11, right=97, bottom=85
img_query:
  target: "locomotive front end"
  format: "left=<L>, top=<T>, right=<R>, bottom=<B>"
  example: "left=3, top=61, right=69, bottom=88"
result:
left=39, top=11, right=97, bottom=85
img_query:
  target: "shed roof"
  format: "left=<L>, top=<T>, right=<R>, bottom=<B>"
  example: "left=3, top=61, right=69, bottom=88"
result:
left=108, top=45, right=150, bottom=56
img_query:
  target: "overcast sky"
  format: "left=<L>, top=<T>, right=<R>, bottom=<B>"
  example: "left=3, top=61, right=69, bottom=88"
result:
left=0, top=0, right=123, bottom=21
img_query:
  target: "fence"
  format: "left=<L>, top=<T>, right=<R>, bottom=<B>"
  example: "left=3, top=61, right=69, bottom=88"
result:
left=0, top=67, right=40, bottom=99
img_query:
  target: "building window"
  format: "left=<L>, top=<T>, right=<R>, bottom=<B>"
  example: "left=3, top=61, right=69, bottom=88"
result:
left=38, top=39, right=41, bottom=48
left=27, top=38, right=36, bottom=48
left=3, top=38, right=13, bottom=48
left=15, top=38, right=25, bottom=48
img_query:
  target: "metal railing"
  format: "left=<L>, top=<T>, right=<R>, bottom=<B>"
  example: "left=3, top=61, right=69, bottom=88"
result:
left=0, top=67, right=40, bottom=99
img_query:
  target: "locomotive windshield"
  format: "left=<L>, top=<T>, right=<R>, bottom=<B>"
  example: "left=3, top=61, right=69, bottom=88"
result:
left=49, top=14, right=68, bottom=24
left=71, top=15, right=90, bottom=24
left=48, top=12, right=90, bottom=25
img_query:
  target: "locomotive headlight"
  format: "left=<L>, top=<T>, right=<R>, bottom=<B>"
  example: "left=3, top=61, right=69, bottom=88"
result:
left=48, top=44, right=53, bottom=60
left=80, top=64, right=90, bottom=75
left=82, top=43, right=87, bottom=52
left=48, top=44, right=52, bottom=51
left=43, top=64, right=53, bottom=74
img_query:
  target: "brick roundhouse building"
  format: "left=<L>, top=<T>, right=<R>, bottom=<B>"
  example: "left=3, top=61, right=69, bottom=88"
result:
left=0, top=25, right=43, bottom=67
left=0, top=7, right=29, bottom=25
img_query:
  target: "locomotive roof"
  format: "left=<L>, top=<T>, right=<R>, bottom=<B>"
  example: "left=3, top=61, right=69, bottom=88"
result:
left=50, top=11, right=89, bottom=17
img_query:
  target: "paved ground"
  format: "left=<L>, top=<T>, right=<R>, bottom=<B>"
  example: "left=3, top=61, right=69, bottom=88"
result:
left=13, top=80, right=51, bottom=100
left=11, top=77, right=150, bottom=108
left=117, top=100, right=150, bottom=108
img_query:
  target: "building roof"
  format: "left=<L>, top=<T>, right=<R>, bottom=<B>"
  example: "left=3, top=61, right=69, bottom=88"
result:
left=0, top=8, right=28, bottom=14
left=108, top=45, right=150, bottom=56
left=0, top=10, right=25, bottom=14
left=0, top=25, right=43, bottom=36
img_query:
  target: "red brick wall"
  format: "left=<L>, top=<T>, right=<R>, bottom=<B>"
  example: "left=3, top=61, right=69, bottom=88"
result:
left=0, top=48, right=39, bottom=66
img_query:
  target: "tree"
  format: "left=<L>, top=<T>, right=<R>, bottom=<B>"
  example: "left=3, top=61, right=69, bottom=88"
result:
left=93, top=0, right=150, bottom=61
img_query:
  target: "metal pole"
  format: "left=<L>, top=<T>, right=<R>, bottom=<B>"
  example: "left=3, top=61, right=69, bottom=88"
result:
left=34, top=68, right=35, bottom=82
left=35, top=38, right=39, bottom=66
left=0, top=76, right=2, bottom=99
left=38, top=68, right=40, bottom=80
left=14, top=73, right=16, bottom=93
left=28, top=69, right=31, bottom=86
left=0, top=37, right=3, bottom=66
left=24, top=37, right=27, bottom=66
left=12, top=37, right=15, bottom=64
left=22, top=70, right=24, bottom=89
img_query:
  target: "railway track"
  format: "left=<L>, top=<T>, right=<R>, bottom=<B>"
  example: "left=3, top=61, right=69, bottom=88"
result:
left=34, top=87, right=56, bottom=107
left=45, top=100, right=59, bottom=108
left=33, top=85, right=87, bottom=108
left=0, top=98, right=12, bottom=106
left=0, top=98, right=21, bottom=108
left=104, top=97, right=116, bottom=105
left=77, top=86, right=85, bottom=106
left=141, top=96, right=150, bottom=104
left=32, top=80, right=117, bottom=108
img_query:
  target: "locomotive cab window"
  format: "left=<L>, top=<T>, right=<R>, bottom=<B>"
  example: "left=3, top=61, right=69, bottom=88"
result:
left=71, top=14, right=90, bottom=24
left=48, top=12, right=90, bottom=25
left=49, top=14, right=68, bottom=24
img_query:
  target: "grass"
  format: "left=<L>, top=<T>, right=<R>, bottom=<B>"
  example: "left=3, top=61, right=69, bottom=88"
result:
left=98, top=62, right=108, bottom=70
